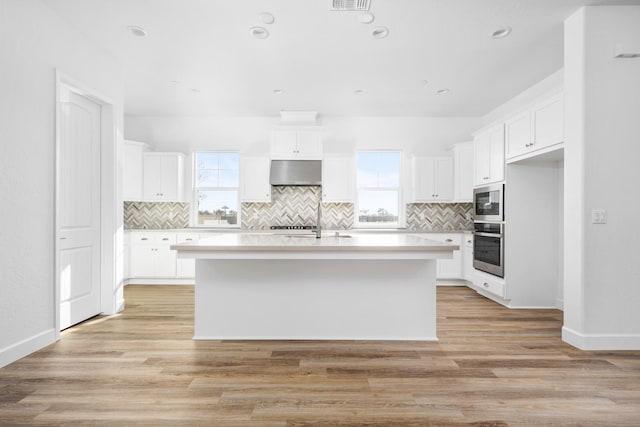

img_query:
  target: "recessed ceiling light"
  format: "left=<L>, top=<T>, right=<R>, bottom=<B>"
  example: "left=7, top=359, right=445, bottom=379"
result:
left=436, top=89, right=450, bottom=95
left=259, top=12, right=275, bottom=24
left=354, top=89, right=365, bottom=95
left=273, top=89, right=284, bottom=94
left=371, top=26, right=389, bottom=39
left=249, top=26, right=269, bottom=39
left=421, top=80, right=429, bottom=86
left=492, top=26, right=512, bottom=39
left=358, top=13, right=375, bottom=24
left=191, top=88, right=201, bottom=93
left=127, top=25, right=147, bottom=37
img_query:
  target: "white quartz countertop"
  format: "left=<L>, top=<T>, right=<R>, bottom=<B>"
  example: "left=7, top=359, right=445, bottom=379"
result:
left=171, top=232, right=459, bottom=253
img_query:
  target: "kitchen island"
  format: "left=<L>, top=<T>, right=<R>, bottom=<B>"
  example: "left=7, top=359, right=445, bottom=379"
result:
left=172, top=232, right=458, bottom=341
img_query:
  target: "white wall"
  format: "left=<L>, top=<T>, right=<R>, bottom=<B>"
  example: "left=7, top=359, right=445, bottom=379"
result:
left=563, top=6, right=640, bottom=350
left=0, top=0, right=124, bottom=367
left=124, top=116, right=482, bottom=156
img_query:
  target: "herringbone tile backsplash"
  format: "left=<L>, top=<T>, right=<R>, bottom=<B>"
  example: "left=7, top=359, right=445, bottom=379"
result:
left=124, top=195, right=471, bottom=232
left=124, top=202, right=190, bottom=229
left=406, top=203, right=473, bottom=232
left=242, top=186, right=354, bottom=230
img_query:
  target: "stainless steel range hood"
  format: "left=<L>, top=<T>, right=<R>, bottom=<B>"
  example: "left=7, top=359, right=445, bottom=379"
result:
left=269, top=160, right=322, bottom=186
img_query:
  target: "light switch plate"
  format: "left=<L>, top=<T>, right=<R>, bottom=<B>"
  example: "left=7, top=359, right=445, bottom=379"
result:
left=592, top=209, right=607, bottom=224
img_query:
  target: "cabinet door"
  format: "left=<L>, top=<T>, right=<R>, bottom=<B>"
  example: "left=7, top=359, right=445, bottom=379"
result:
left=532, top=93, right=563, bottom=150
left=240, top=156, right=271, bottom=202
left=295, top=130, right=323, bottom=159
left=177, top=259, right=195, bottom=278
left=123, top=142, right=144, bottom=201
left=322, top=155, right=353, bottom=202
left=271, top=131, right=298, bottom=158
left=462, top=235, right=475, bottom=281
left=143, top=155, right=164, bottom=201
left=488, top=126, right=505, bottom=183
left=159, top=155, right=180, bottom=201
left=413, top=157, right=437, bottom=202
left=505, top=111, right=532, bottom=159
left=473, top=133, right=492, bottom=186
left=131, top=245, right=157, bottom=277
left=156, top=246, right=177, bottom=277
left=454, top=143, right=473, bottom=202
left=434, top=157, right=454, bottom=200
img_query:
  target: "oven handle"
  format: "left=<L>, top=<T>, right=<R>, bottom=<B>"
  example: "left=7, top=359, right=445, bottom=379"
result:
left=473, top=232, right=503, bottom=238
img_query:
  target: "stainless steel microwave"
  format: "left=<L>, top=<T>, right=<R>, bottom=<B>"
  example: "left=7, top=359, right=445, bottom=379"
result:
left=473, top=184, right=504, bottom=222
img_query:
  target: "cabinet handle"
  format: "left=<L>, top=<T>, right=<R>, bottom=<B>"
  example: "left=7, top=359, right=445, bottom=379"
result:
left=445, top=239, right=453, bottom=242
left=483, top=282, right=489, bottom=288
left=162, top=238, right=169, bottom=241
left=186, top=238, right=193, bottom=241
left=141, top=238, right=148, bottom=241
left=467, top=240, right=472, bottom=243
left=60, top=237, right=67, bottom=240
left=483, top=176, right=489, bottom=180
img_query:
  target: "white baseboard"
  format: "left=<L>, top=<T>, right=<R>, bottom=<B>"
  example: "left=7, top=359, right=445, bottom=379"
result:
left=0, top=328, right=56, bottom=368
left=436, top=279, right=468, bottom=286
left=125, top=278, right=195, bottom=285
left=562, top=326, right=640, bottom=350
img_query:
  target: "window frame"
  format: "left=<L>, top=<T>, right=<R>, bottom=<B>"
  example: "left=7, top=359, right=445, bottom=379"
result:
left=191, top=151, right=241, bottom=228
left=354, top=150, right=405, bottom=229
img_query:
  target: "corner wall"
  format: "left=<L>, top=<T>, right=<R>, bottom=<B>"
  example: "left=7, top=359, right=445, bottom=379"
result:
left=563, top=6, right=640, bottom=349
left=0, top=0, right=124, bottom=367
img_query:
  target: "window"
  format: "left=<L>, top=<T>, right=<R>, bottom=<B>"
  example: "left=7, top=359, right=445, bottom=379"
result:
left=193, top=152, right=240, bottom=227
left=356, top=151, right=402, bottom=227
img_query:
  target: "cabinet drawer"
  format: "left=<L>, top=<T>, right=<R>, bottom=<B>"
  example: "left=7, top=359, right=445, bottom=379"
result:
left=176, top=233, right=199, bottom=244
left=474, top=276, right=505, bottom=299
left=130, top=232, right=159, bottom=244
left=130, top=232, right=177, bottom=245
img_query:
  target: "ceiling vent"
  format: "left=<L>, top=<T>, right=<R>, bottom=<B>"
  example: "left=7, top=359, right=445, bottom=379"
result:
left=329, top=0, right=371, bottom=11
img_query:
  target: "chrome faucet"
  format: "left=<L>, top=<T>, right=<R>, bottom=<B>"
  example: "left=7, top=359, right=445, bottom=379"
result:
left=314, top=203, right=322, bottom=239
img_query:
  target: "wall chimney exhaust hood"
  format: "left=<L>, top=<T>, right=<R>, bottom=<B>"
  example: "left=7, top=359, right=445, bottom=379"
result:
left=269, top=160, right=322, bottom=186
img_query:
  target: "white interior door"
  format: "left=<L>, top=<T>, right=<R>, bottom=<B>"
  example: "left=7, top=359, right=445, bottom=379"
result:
left=58, top=85, right=102, bottom=330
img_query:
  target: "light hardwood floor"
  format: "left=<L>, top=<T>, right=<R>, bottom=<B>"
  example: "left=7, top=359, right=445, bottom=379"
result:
left=1, top=285, right=639, bottom=426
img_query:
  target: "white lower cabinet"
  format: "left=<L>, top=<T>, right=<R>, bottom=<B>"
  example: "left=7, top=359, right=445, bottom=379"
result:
left=462, top=234, right=474, bottom=281
left=127, top=231, right=211, bottom=282
left=176, top=233, right=199, bottom=278
left=130, top=232, right=177, bottom=278
left=427, top=234, right=463, bottom=280
left=472, top=271, right=506, bottom=300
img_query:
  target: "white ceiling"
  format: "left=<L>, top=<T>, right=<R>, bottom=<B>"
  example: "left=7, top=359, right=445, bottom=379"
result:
left=41, top=0, right=638, bottom=117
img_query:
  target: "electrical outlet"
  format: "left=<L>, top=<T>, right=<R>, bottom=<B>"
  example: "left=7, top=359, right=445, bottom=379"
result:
left=592, top=209, right=607, bottom=224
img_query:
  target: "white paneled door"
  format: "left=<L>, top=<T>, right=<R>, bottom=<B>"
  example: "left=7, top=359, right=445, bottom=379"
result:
left=58, top=85, right=101, bottom=330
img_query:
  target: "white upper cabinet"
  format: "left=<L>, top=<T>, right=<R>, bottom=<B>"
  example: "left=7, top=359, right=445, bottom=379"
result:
left=271, top=127, right=323, bottom=159
left=142, top=152, right=185, bottom=202
left=505, top=111, right=532, bottom=159
left=322, top=155, right=353, bottom=203
left=123, top=140, right=147, bottom=201
left=453, top=142, right=473, bottom=202
left=412, top=156, right=454, bottom=202
left=240, top=156, right=271, bottom=202
left=473, top=124, right=505, bottom=186
left=505, top=92, right=564, bottom=161
left=532, top=93, right=564, bottom=149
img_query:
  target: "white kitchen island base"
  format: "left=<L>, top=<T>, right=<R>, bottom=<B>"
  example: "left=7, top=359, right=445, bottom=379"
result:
left=172, top=232, right=457, bottom=341
left=194, top=259, right=437, bottom=340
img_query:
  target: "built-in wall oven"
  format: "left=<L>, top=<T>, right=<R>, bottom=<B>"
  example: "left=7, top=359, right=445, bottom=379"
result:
left=473, top=184, right=504, bottom=222
left=473, top=222, right=504, bottom=278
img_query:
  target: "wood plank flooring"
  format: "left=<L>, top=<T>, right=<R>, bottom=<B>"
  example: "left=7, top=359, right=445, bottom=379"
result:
left=1, top=285, right=640, bottom=426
